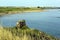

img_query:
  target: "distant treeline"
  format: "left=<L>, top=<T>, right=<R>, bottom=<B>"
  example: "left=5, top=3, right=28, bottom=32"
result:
left=0, top=7, right=44, bottom=13
left=0, top=7, right=31, bottom=13
left=40, top=7, right=60, bottom=9
left=0, top=7, right=60, bottom=13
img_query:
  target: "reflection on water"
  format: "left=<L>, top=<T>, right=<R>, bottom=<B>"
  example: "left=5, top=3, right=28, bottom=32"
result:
left=0, top=9, right=60, bottom=38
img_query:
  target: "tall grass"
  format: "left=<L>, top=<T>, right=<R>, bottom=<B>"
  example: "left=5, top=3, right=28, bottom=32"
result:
left=0, top=26, right=59, bottom=40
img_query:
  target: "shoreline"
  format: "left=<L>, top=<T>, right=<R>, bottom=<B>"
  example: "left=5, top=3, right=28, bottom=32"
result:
left=0, top=9, right=45, bottom=16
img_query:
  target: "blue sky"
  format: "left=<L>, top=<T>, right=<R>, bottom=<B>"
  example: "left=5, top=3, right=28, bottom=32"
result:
left=0, top=0, right=60, bottom=7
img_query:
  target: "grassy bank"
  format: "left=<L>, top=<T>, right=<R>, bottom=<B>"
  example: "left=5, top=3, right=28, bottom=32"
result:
left=0, top=7, right=44, bottom=16
left=0, top=26, right=59, bottom=40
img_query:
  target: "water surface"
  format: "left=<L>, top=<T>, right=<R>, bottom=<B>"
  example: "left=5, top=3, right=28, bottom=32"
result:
left=0, top=9, right=60, bottom=38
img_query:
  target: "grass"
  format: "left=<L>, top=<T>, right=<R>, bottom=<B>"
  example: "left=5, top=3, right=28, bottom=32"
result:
left=0, top=7, right=44, bottom=13
left=0, top=26, right=59, bottom=40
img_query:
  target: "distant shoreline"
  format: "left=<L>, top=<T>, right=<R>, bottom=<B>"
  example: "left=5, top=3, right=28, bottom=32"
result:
left=0, top=7, right=60, bottom=16
left=0, top=9, right=45, bottom=16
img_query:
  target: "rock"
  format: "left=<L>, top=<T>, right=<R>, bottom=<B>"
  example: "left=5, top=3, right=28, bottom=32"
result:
left=16, top=20, right=26, bottom=28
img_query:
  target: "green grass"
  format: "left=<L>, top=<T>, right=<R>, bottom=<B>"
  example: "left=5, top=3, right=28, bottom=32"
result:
left=0, top=7, right=44, bottom=13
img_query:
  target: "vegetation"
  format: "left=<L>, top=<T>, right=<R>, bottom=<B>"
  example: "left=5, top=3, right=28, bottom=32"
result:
left=0, top=7, right=43, bottom=13
left=0, top=26, right=59, bottom=40
left=0, top=20, right=59, bottom=40
left=0, top=7, right=60, bottom=13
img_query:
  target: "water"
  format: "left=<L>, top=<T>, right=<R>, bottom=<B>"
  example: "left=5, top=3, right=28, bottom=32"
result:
left=0, top=9, right=60, bottom=38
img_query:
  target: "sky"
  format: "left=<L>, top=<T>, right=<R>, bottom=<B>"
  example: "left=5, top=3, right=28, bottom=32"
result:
left=0, top=0, right=60, bottom=7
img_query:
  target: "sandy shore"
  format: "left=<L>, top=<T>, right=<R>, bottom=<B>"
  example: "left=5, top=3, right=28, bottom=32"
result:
left=0, top=10, right=45, bottom=16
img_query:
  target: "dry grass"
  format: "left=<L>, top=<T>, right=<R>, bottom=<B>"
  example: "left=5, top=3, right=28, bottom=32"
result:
left=0, top=27, right=58, bottom=40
